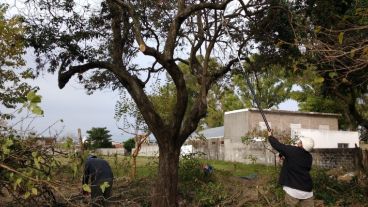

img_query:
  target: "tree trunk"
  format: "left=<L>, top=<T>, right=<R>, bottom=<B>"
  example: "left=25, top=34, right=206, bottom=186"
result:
left=131, top=156, right=137, bottom=178
left=151, top=145, right=180, bottom=207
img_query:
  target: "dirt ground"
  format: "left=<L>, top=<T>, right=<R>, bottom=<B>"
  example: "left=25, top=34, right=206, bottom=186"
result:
left=1, top=172, right=366, bottom=207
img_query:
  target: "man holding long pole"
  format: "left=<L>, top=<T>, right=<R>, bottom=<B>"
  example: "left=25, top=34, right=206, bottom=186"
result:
left=268, top=130, right=315, bottom=207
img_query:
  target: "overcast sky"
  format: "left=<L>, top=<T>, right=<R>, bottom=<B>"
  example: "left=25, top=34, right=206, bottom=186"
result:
left=18, top=52, right=158, bottom=142
left=30, top=74, right=125, bottom=141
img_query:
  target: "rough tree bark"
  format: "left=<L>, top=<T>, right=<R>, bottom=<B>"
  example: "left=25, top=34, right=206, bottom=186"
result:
left=151, top=143, right=181, bottom=206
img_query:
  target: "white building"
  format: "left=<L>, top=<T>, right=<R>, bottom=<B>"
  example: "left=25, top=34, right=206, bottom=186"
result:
left=293, top=128, right=359, bottom=149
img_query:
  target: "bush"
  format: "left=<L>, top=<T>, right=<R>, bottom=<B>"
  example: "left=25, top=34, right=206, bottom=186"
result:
left=178, top=153, right=228, bottom=206
left=0, top=134, right=61, bottom=206
left=195, top=182, right=227, bottom=207
left=312, top=169, right=368, bottom=206
left=179, top=153, right=204, bottom=183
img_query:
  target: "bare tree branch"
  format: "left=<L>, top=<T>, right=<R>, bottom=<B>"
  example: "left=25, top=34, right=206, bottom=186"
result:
left=58, top=61, right=113, bottom=89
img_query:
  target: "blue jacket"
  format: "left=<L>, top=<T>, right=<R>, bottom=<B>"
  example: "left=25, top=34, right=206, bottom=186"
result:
left=82, top=158, right=113, bottom=185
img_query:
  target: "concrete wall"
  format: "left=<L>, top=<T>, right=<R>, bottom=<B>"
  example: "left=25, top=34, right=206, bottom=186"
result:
left=224, top=139, right=275, bottom=164
left=135, top=144, right=159, bottom=157
left=189, top=138, right=225, bottom=160
left=295, top=129, right=360, bottom=148
left=96, top=148, right=126, bottom=156
left=136, top=144, right=197, bottom=157
left=248, top=110, right=338, bottom=132
left=224, top=109, right=339, bottom=143
left=135, top=138, right=364, bottom=170
left=192, top=138, right=363, bottom=170
left=224, top=109, right=249, bottom=143
left=311, top=148, right=360, bottom=169
left=191, top=138, right=275, bottom=165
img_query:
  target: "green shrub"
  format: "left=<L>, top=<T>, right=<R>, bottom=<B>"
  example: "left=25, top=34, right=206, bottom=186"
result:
left=178, top=153, right=229, bottom=206
left=195, top=182, right=227, bottom=207
left=312, top=169, right=368, bottom=206
left=179, top=153, right=204, bottom=183
left=0, top=135, right=61, bottom=206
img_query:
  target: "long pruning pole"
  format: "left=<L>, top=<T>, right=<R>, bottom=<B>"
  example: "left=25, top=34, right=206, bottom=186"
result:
left=221, top=14, right=271, bottom=131
left=242, top=70, right=271, bottom=131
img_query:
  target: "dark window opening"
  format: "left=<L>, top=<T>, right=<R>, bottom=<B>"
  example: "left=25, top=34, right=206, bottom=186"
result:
left=338, top=143, right=349, bottom=148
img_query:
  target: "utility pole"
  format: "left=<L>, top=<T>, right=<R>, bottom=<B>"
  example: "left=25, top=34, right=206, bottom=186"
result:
left=78, top=128, right=84, bottom=154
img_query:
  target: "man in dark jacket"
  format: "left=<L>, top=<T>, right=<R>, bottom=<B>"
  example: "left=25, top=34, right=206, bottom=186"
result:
left=82, top=155, right=113, bottom=207
left=268, top=130, right=314, bottom=207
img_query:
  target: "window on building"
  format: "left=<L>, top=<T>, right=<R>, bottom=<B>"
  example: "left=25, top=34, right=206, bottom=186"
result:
left=212, top=141, right=216, bottom=145
left=220, top=141, right=224, bottom=144
left=338, top=143, right=349, bottom=148
left=319, top=125, right=330, bottom=130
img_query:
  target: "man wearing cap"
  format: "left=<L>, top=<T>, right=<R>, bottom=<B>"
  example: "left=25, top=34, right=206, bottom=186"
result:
left=82, top=155, right=114, bottom=206
left=268, top=130, right=314, bottom=207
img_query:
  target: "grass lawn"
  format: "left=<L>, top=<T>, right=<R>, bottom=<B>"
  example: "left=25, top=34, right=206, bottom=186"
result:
left=100, top=155, right=277, bottom=178
left=46, top=154, right=367, bottom=206
left=205, top=159, right=277, bottom=177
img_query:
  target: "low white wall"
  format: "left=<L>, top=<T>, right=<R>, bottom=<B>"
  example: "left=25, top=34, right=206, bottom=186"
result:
left=295, top=129, right=359, bottom=148
left=95, top=148, right=126, bottom=155
left=135, top=145, right=159, bottom=157
left=135, top=145, right=194, bottom=157
left=224, top=138, right=276, bottom=164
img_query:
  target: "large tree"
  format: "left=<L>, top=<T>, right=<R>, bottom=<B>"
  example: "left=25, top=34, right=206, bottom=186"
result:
left=204, top=58, right=294, bottom=128
left=288, top=0, right=368, bottom=130
left=290, top=68, right=354, bottom=129
left=236, top=0, right=368, bottom=132
left=0, top=4, right=35, bottom=119
left=24, top=0, right=276, bottom=205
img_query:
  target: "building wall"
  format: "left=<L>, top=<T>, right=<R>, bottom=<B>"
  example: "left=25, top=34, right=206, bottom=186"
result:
left=223, top=138, right=246, bottom=162
left=248, top=111, right=339, bottom=132
left=224, top=109, right=339, bottom=143
left=224, top=109, right=249, bottom=143
left=190, top=138, right=225, bottom=160
left=135, top=138, right=364, bottom=170
left=137, top=138, right=275, bottom=165
left=295, top=129, right=359, bottom=148
left=222, top=139, right=362, bottom=169
left=224, top=139, right=276, bottom=164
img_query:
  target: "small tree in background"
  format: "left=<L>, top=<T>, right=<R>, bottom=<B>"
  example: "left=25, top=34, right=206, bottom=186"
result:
left=123, top=138, right=135, bottom=155
left=85, top=127, right=113, bottom=149
left=242, top=128, right=294, bottom=167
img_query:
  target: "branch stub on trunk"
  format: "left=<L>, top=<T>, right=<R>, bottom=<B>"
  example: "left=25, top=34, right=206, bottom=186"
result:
left=139, top=43, right=146, bottom=52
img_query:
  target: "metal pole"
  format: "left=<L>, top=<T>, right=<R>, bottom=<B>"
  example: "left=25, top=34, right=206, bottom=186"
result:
left=221, top=14, right=271, bottom=131
left=243, top=70, right=271, bottom=131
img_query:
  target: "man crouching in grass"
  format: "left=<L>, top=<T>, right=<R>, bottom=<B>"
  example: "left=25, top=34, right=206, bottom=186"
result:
left=82, top=155, right=113, bottom=207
